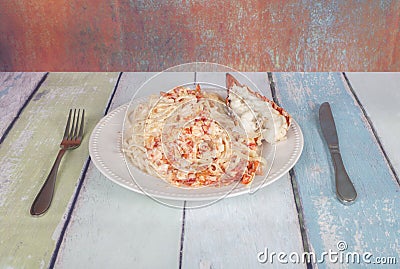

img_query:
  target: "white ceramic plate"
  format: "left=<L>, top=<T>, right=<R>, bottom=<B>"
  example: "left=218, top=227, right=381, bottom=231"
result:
left=89, top=102, right=304, bottom=201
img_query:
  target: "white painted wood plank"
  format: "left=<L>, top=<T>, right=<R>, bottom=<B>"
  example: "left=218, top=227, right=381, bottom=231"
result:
left=56, top=72, right=197, bottom=269
left=182, top=72, right=305, bottom=269
left=274, top=72, right=400, bottom=269
left=55, top=167, right=184, bottom=269
left=345, top=72, right=400, bottom=176
left=0, top=72, right=46, bottom=141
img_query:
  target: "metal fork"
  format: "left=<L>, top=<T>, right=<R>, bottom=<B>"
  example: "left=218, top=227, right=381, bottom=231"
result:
left=30, top=109, right=85, bottom=216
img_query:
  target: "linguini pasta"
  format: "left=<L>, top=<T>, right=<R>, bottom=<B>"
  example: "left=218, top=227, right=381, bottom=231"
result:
left=123, top=85, right=267, bottom=188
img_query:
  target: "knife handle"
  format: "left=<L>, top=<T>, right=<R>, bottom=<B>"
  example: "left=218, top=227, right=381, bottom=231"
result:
left=331, top=150, right=357, bottom=203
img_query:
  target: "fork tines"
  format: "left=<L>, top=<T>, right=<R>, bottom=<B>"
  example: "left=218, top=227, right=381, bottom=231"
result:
left=63, top=109, right=85, bottom=140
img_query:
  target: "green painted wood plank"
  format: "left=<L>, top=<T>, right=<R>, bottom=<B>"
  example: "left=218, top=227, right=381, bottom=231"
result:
left=273, top=73, right=400, bottom=268
left=0, top=72, right=46, bottom=141
left=0, top=72, right=119, bottom=269
left=55, top=73, right=194, bottom=268
left=182, top=72, right=305, bottom=269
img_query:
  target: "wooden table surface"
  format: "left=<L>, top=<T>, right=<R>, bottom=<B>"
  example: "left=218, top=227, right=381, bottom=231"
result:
left=0, top=72, right=399, bottom=269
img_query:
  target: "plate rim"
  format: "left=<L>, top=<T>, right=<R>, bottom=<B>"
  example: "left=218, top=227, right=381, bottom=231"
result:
left=89, top=102, right=304, bottom=201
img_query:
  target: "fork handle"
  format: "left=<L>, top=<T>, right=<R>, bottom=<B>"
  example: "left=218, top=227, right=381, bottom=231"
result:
left=30, top=149, right=66, bottom=216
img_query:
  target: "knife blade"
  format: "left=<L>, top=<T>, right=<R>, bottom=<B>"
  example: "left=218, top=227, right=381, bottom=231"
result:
left=319, top=102, right=357, bottom=204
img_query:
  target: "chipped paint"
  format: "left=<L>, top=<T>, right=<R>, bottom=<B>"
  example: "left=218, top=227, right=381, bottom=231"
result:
left=55, top=73, right=187, bottom=269
left=274, top=72, right=400, bottom=267
left=0, top=73, right=119, bottom=269
left=0, top=86, right=11, bottom=98
left=33, top=89, right=49, bottom=101
left=0, top=73, right=46, bottom=141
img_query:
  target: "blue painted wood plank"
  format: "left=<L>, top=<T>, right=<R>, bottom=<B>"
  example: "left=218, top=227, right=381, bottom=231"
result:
left=273, top=73, right=400, bottom=268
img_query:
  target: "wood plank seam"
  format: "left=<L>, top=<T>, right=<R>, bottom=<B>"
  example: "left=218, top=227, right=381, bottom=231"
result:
left=342, top=72, right=400, bottom=186
left=0, top=72, right=48, bottom=144
left=178, top=201, right=187, bottom=269
left=49, top=157, right=92, bottom=269
left=103, top=72, right=124, bottom=116
left=289, top=170, right=313, bottom=269
left=48, top=72, right=123, bottom=269
left=178, top=73, right=199, bottom=269
left=271, top=72, right=400, bottom=266
left=268, top=72, right=313, bottom=269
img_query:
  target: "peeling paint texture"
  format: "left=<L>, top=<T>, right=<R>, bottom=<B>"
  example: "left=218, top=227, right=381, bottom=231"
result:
left=0, top=1, right=399, bottom=71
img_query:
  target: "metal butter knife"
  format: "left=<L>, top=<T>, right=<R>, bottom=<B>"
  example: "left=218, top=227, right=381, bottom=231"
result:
left=319, top=102, right=357, bottom=204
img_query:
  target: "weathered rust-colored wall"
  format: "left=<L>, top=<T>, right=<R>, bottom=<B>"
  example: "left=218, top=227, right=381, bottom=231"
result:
left=0, top=0, right=399, bottom=71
